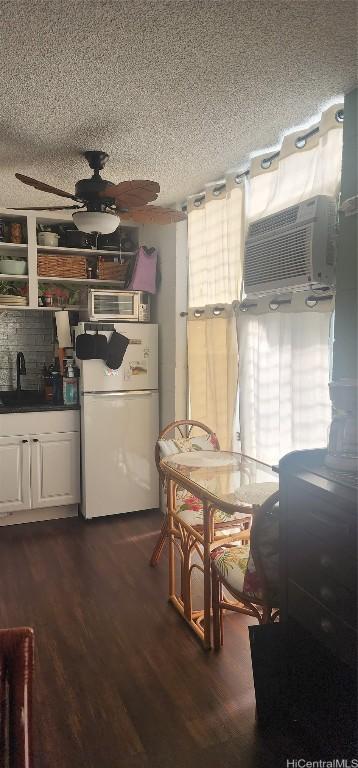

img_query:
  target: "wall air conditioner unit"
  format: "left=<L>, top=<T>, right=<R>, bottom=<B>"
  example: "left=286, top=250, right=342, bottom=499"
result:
left=243, top=195, right=336, bottom=298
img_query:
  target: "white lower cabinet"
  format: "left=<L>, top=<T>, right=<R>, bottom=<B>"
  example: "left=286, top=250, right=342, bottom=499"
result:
left=0, top=436, right=31, bottom=513
left=0, top=411, right=81, bottom=523
left=31, top=432, right=80, bottom=508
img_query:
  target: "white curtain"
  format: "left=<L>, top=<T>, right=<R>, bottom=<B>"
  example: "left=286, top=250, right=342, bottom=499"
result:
left=237, top=308, right=333, bottom=465
left=248, top=103, right=343, bottom=221
left=187, top=307, right=238, bottom=451
left=188, top=173, right=245, bottom=307
left=187, top=103, right=343, bottom=461
left=187, top=174, right=246, bottom=449
left=238, top=102, right=343, bottom=463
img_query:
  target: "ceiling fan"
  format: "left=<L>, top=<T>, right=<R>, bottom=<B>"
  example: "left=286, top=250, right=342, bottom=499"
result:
left=9, top=150, right=186, bottom=233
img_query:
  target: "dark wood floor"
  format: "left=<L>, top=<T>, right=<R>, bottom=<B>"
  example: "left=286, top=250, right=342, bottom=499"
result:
left=0, top=510, right=292, bottom=767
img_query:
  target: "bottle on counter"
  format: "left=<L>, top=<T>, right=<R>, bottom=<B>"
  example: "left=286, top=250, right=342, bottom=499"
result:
left=63, top=361, right=78, bottom=406
left=41, top=364, right=47, bottom=393
left=42, top=364, right=53, bottom=403
left=52, top=371, right=63, bottom=405
left=52, top=357, right=64, bottom=405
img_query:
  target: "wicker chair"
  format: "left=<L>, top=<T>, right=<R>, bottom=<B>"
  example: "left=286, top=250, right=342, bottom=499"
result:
left=211, top=491, right=280, bottom=650
left=149, top=419, right=252, bottom=567
left=0, top=627, right=34, bottom=768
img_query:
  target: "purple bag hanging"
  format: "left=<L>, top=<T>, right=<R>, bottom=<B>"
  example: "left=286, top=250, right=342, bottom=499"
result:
left=127, top=246, right=158, bottom=294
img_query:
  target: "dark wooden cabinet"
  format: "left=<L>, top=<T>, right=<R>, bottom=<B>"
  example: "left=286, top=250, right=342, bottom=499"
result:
left=279, top=449, right=357, bottom=754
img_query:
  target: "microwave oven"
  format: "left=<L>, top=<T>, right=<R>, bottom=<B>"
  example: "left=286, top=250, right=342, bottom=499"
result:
left=85, top=290, right=151, bottom=322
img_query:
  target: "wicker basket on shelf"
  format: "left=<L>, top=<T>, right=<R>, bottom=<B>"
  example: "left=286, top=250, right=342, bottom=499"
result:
left=37, top=254, right=87, bottom=278
left=97, top=257, right=129, bottom=282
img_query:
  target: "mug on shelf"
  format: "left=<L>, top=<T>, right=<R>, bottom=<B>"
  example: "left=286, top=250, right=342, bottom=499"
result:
left=38, top=231, right=60, bottom=247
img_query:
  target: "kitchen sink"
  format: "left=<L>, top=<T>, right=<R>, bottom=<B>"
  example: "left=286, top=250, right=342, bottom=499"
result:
left=0, top=390, right=45, bottom=407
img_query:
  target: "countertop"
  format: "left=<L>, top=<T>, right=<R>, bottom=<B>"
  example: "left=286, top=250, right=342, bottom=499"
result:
left=0, top=403, right=80, bottom=414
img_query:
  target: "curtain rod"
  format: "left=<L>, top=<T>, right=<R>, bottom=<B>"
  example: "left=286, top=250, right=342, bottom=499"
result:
left=182, top=169, right=249, bottom=210
left=183, top=107, right=344, bottom=208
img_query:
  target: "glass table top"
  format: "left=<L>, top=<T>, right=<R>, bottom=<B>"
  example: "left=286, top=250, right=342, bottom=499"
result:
left=161, top=451, right=279, bottom=511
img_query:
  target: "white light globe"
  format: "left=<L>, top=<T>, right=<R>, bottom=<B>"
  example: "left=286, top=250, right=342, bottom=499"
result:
left=72, top=211, right=120, bottom=234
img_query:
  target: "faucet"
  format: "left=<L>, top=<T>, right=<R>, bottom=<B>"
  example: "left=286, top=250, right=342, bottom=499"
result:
left=16, top=352, right=26, bottom=393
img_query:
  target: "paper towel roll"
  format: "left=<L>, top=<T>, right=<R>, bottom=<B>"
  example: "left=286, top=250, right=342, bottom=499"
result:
left=55, top=311, right=72, bottom=348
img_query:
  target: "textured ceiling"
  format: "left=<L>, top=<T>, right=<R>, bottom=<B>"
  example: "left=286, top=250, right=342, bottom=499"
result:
left=0, top=0, right=356, bottom=209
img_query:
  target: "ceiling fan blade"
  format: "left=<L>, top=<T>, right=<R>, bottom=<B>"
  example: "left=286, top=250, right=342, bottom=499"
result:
left=119, top=205, right=187, bottom=225
left=7, top=205, right=82, bottom=211
left=15, top=173, right=78, bottom=201
left=100, top=180, right=160, bottom=207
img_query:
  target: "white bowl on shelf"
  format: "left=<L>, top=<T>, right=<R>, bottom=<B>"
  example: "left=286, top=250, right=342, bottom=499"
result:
left=0, top=258, right=27, bottom=275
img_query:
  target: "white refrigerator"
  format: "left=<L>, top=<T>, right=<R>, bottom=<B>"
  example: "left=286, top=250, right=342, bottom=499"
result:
left=75, top=322, right=159, bottom=519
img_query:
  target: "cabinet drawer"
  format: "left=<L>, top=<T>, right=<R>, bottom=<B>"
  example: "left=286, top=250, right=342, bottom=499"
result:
left=286, top=478, right=354, bottom=532
left=285, top=483, right=355, bottom=581
left=287, top=522, right=356, bottom=625
left=288, top=581, right=357, bottom=668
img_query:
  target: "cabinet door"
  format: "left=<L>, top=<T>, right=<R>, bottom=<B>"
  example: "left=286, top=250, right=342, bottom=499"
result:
left=0, top=436, right=31, bottom=514
left=31, top=432, right=80, bottom=509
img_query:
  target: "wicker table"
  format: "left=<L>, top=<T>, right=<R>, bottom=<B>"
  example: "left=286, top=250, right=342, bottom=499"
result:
left=160, top=451, right=278, bottom=649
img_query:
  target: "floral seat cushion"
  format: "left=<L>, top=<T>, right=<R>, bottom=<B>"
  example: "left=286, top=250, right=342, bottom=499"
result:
left=211, top=509, right=279, bottom=603
left=158, top=433, right=219, bottom=457
left=211, top=543, right=263, bottom=601
left=176, top=490, right=250, bottom=528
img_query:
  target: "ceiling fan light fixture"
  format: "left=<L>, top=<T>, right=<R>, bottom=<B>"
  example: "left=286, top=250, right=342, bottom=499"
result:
left=12, top=152, right=185, bottom=226
left=72, top=210, right=120, bottom=234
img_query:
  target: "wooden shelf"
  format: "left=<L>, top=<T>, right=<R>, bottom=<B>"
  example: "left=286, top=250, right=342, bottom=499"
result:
left=0, top=242, right=28, bottom=254
left=0, top=242, right=27, bottom=251
left=0, top=274, right=28, bottom=281
left=37, top=305, right=83, bottom=312
left=37, top=276, right=125, bottom=287
left=37, top=245, right=136, bottom=257
left=0, top=304, right=82, bottom=312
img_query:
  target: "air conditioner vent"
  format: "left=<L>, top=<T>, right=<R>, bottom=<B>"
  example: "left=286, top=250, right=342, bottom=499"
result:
left=243, top=195, right=336, bottom=297
left=244, top=226, right=312, bottom=287
left=249, top=205, right=299, bottom=237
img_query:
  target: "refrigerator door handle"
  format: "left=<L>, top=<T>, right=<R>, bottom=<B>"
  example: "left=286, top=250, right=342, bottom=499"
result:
left=82, top=390, right=157, bottom=397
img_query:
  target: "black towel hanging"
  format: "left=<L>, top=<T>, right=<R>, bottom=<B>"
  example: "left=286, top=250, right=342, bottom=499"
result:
left=76, top=330, right=108, bottom=360
left=105, top=330, right=130, bottom=370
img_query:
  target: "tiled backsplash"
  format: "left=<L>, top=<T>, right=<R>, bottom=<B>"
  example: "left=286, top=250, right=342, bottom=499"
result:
left=0, top=311, right=54, bottom=390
